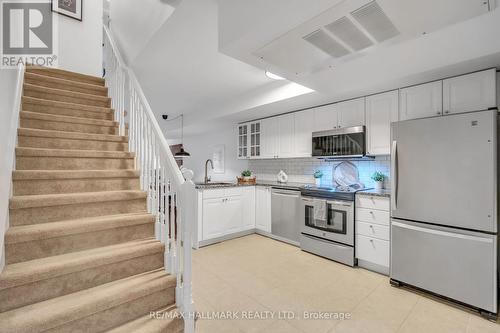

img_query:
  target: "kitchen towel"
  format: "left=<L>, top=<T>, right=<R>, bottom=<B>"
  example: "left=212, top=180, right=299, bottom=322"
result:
left=313, top=199, right=327, bottom=221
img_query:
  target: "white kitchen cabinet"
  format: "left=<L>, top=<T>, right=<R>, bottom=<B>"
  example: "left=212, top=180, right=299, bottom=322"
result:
left=201, top=188, right=243, bottom=241
left=277, top=114, right=295, bottom=158
left=365, top=90, right=398, bottom=155
left=313, top=104, right=338, bottom=132
left=337, top=98, right=365, bottom=128
left=202, top=197, right=229, bottom=240
left=399, top=81, right=443, bottom=120
left=294, top=110, right=314, bottom=157
left=237, top=123, right=249, bottom=159
left=255, top=186, right=271, bottom=233
left=355, top=194, right=391, bottom=275
left=249, top=121, right=262, bottom=158
left=443, top=69, right=497, bottom=115
left=238, top=121, right=262, bottom=159
left=261, top=117, right=279, bottom=159
left=241, top=186, right=256, bottom=230
left=224, top=196, right=244, bottom=235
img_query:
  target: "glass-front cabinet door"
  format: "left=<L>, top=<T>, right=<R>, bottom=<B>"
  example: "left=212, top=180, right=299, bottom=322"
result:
left=237, top=124, right=248, bottom=159
left=249, top=121, right=261, bottom=158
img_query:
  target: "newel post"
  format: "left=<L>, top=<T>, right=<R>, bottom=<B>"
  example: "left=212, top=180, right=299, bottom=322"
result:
left=180, top=168, right=195, bottom=333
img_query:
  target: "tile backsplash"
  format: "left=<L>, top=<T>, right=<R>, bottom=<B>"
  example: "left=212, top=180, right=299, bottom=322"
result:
left=248, top=156, right=391, bottom=189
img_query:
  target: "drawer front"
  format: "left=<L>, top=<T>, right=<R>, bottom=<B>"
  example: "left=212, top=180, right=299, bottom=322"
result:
left=224, top=187, right=243, bottom=197
left=203, top=187, right=242, bottom=199
left=202, top=188, right=226, bottom=199
left=356, top=221, right=390, bottom=240
left=356, top=195, right=390, bottom=211
left=356, top=208, right=390, bottom=226
left=356, top=234, right=389, bottom=267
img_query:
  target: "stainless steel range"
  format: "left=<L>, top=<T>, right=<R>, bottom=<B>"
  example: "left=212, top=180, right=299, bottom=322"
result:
left=299, top=185, right=360, bottom=266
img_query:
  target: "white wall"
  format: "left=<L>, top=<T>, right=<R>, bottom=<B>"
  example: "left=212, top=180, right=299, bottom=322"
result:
left=0, top=68, right=20, bottom=271
left=56, top=0, right=103, bottom=76
left=183, top=126, right=249, bottom=183
left=109, top=0, right=176, bottom=65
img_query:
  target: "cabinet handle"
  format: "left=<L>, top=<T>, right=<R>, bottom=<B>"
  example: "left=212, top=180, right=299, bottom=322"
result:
left=369, top=225, right=374, bottom=229
left=444, top=110, right=449, bottom=114
left=437, top=112, right=441, bottom=115
left=369, top=211, right=374, bottom=215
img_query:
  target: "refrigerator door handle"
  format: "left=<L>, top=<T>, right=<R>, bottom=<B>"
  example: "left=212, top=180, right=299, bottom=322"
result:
left=391, top=140, right=398, bottom=209
left=392, top=221, right=494, bottom=243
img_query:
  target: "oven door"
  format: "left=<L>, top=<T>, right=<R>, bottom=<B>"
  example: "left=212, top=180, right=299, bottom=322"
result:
left=301, top=197, right=354, bottom=246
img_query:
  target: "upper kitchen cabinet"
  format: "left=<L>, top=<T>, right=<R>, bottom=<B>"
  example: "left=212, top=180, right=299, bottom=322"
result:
left=400, top=81, right=443, bottom=121
left=294, top=109, right=314, bottom=157
left=261, top=117, right=279, bottom=159
left=313, top=104, right=338, bottom=132
left=277, top=113, right=295, bottom=158
left=249, top=121, right=261, bottom=158
left=443, top=69, right=497, bottom=115
left=237, top=123, right=249, bottom=159
left=237, top=121, right=262, bottom=159
left=337, top=98, right=365, bottom=128
left=366, top=90, right=399, bottom=156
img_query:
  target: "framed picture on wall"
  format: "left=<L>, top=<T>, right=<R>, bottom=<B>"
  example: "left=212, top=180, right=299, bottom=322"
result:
left=52, top=0, right=82, bottom=21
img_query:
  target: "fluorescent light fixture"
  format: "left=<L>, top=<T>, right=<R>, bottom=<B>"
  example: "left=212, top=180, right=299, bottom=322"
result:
left=265, top=71, right=286, bottom=80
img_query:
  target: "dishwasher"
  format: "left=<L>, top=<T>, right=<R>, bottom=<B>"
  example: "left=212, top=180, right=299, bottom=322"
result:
left=271, top=187, right=301, bottom=245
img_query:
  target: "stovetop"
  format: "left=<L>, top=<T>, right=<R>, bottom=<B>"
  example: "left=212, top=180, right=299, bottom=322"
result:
left=300, top=184, right=367, bottom=201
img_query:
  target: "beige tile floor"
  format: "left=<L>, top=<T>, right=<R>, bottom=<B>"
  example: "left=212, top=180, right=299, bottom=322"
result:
left=192, top=234, right=500, bottom=333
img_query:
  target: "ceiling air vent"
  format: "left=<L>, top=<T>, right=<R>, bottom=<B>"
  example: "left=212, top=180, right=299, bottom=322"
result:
left=351, top=1, right=399, bottom=43
left=324, top=16, right=374, bottom=51
left=303, top=29, right=350, bottom=58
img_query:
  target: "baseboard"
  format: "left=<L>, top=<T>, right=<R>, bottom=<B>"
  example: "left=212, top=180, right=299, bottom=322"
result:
left=357, top=259, right=389, bottom=275
left=198, top=229, right=256, bottom=247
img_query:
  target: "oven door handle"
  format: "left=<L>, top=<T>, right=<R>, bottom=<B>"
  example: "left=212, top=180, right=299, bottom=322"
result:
left=327, top=200, right=353, bottom=207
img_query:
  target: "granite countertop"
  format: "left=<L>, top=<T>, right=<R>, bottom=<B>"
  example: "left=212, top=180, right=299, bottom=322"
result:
left=195, top=180, right=312, bottom=190
left=356, top=188, right=391, bottom=198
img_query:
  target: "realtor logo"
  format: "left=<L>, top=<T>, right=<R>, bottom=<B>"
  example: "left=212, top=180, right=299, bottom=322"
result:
left=1, top=0, right=57, bottom=68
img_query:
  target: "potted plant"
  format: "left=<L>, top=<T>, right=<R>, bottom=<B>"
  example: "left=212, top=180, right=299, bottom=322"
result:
left=241, top=170, right=253, bottom=180
left=371, top=171, right=385, bottom=191
left=238, top=170, right=256, bottom=184
left=313, top=170, right=323, bottom=187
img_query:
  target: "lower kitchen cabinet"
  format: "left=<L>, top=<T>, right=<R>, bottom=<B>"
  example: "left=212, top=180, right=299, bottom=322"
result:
left=255, top=186, right=271, bottom=233
left=202, top=197, right=239, bottom=240
left=355, top=194, right=391, bottom=275
left=241, top=186, right=256, bottom=230
left=199, top=187, right=256, bottom=245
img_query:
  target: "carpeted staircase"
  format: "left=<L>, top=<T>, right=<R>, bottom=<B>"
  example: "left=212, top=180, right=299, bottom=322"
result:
left=0, top=67, right=183, bottom=333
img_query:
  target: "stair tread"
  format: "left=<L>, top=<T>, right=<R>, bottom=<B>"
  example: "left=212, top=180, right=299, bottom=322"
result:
left=26, top=66, right=105, bottom=86
left=5, top=212, right=154, bottom=244
left=10, top=190, right=147, bottom=209
left=22, top=96, right=114, bottom=113
left=0, top=238, right=163, bottom=290
left=16, top=147, right=135, bottom=158
left=0, top=269, right=175, bottom=333
left=18, top=128, right=127, bottom=142
left=25, top=72, right=108, bottom=95
left=21, top=110, right=118, bottom=127
left=24, top=83, right=111, bottom=103
left=13, top=169, right=139, bottom=180
left=105, top=305, right=182, bottom=333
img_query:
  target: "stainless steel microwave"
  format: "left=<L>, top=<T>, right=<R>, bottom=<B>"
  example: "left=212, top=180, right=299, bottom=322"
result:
left=312, top=126, right=366, bottom=158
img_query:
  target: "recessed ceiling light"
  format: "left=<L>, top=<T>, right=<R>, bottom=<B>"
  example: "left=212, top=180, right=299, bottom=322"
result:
left=265, top=71, right=286, bottom=80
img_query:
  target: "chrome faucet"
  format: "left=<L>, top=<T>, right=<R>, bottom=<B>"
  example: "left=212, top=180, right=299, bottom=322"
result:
left=204, top=159, right=214, bottom=184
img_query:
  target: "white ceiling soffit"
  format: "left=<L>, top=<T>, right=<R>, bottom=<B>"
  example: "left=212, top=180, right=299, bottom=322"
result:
left=251, top=0, right=491, bottom=76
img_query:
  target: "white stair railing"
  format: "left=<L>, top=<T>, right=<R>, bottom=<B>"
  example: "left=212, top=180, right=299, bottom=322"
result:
left=103, top=25, right=195, bottom=333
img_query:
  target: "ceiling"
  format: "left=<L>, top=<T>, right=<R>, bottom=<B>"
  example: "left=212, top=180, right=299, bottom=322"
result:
left=110, top=0, right=500, bottom=140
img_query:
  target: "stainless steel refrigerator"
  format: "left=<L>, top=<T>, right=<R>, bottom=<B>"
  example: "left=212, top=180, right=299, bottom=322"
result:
left=390, top=110, right=498, bottom=318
